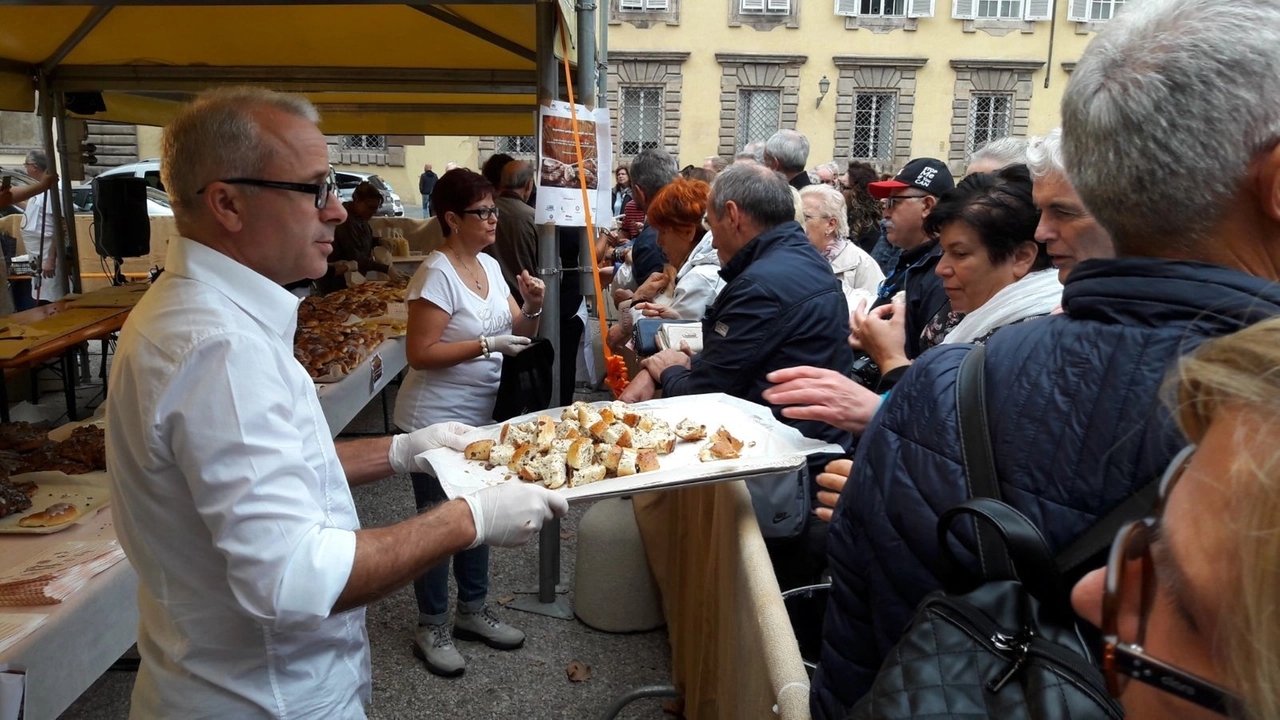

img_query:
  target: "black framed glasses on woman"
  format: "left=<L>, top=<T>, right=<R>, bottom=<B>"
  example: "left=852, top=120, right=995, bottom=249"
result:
left=197, top=167, right=338, bottom=210
left=1102, top=444, right=1242, bottom=716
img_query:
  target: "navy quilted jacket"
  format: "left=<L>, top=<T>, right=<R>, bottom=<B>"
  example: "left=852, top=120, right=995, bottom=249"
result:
left=811, top=258, right=1280, bottom=719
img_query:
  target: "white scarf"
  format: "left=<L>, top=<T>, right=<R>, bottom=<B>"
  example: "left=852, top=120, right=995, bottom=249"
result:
left=942, top=268, right=1063, bottom=345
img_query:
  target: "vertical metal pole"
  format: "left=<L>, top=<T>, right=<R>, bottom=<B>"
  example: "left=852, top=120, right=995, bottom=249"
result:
left=536, top=0, right=561, bottom=404
left=576, top=1, right=598, bottom=313
left=52, top=93, right=83, bottom=294
left=35, top=74, right=73, bottom=297
left=597, top=0, right=609, bottom=104
left=508, top=0, right=575, bottom=622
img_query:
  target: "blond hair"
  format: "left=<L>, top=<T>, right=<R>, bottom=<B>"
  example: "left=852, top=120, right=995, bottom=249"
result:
left=1173, top=317, right=1280, bottom=720
left=161, top=87, right=319, bottom=234
left=799, top=184, right=850, bottom=238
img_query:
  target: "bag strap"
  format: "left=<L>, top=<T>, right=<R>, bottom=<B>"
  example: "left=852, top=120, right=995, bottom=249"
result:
left=1054, top=475, right=1161, bottom=577
left=938, top=498, right=1069, bottom=609
left=955, top=344, right=1013, bottom=579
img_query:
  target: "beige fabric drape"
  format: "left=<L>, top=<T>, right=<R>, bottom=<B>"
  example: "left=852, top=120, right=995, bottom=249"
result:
left=633, top=480, right=811, bottom=720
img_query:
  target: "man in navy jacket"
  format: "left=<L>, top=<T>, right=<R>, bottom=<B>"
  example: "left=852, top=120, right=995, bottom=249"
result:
left=805, top=0, right=1280, bottom=715
left=640, top=162, right=853, bottom=586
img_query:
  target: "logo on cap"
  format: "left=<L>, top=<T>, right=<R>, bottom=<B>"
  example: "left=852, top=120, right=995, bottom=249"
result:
left=915, top=166, right=939, bottom=187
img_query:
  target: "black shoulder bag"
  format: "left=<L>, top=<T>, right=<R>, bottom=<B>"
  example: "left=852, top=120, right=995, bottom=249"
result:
left=848, top=345, right=1125, bottom=719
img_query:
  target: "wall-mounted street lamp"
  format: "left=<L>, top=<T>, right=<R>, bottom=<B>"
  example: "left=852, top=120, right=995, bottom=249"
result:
left=816, top=75, right=831, bottom=107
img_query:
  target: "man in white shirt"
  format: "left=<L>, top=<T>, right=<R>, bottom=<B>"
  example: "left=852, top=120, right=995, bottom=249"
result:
left=105, top=87, right=567, bottom=718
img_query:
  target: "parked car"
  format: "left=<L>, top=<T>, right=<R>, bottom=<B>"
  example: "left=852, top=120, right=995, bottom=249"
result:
left=335, top=171, right=404, bottom=217
left=70, top=183, right=174, bottom=216
left=100, top=162, right=404, bottom=217
left=95, top=159, right=165, bottom=191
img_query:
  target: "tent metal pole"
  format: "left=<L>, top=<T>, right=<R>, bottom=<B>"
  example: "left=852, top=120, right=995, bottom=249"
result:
left=408, top=5, right=536, bottom=62
left=575, top=1, right=598, bottom=331
left=41, top=4, right=115, bottom=75
left=52, top=92, right=84, bottom=295
left=508, top=0, right=573, bottom=623
left=35, top=73, right=74, bottom=297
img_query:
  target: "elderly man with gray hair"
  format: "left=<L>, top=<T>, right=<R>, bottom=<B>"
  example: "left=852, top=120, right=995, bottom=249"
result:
left=804, top=0, right=1280, bottom=716
left=764, top=129, right=812, bottom=190
left=104, top=87, right=567, bottom=717
left=965, top=135, right=1029, bottom=175
left=618, top=147, right=678, bottom=288
left=638, top=162, right=852, bottom=587
left=1026, top=128, right=1114, bottom=283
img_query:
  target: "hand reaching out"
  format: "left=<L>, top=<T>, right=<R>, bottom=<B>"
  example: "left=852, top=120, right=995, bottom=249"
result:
left=762, top=366, right=884, bottom=435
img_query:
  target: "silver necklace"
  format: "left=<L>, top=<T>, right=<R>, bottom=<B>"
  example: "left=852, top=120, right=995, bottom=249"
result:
left=449, top=246, right=484, bottom=291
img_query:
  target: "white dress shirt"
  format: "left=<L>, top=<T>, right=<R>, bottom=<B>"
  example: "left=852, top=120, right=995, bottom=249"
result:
left=106, top=237, right=369, bottom=719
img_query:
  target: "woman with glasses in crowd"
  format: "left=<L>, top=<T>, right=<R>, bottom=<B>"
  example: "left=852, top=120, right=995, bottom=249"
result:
left=1072, top=316, right=1280, bottom=719
left=393, top=168, right=545, bottom=678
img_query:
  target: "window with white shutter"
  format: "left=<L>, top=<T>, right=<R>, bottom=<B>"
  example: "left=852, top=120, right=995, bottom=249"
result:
left=1023, top=0, right=1052, bottom=20
left=967, top=93, right=1012, bottom=157
left=740, top=0, right=766, bottom=10
left=952, top=0, right=975, bottom=19
left=851, top=0, right=906, bottom=16
left=766, top=0, right=791, bottom=11
left=741, top=0, right=789, bottom=12
left=618, top=0, right=672, bottom=12
left=1067, top=0, right=1089, bottom=20
left=620, top=0, right=644, bottom=9
left=647, top=0, right=670, bottom=8
left=976, top=0, right=1022, bottom=19
left=906, top=0, right=935, bottom=17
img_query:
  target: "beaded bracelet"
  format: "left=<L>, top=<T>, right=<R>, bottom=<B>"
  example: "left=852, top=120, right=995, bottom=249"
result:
left=521, top=306, right=544, bottom=319
left=480, top=336, right=491, bottom=358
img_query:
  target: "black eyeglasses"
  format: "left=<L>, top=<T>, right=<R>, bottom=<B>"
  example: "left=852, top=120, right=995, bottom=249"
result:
left=197, top=168, right=338, bottom=210
left=1102, top=444, right=1241, bottom=716
left=459, top=206, right=499, bottom=221
left=883, top=194, right=928, bottom=209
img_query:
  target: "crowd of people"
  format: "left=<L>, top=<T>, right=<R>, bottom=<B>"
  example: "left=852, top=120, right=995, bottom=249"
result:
left=69, top=0, right=1280, bottom=716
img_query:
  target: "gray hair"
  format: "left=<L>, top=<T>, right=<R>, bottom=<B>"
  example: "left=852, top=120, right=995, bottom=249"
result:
left=710, top=163, right=795, bottom=229
left=736, top=141, right=766, bottom=164
left=501, top=160, right=535, bottom=191
left=629, top=147, right=678, bottom=199
left=24, top=149, right=48, bottom=173
left=1062, top=0, right=1280, bottom=254
left=764, top=130, right=810, bottom=173
left=704, top=155, right=729, bottom=173
left=161, top=87, right=320, bottom=227
left=1025, top=128, right=1065, bottom=180
left=800, top=184, right=850, bottom=238
left=969, top=136, right=1028, bottom=172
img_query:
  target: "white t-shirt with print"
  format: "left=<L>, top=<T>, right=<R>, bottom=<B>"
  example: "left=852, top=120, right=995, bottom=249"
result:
left=394, top=251, right=513, bottom=431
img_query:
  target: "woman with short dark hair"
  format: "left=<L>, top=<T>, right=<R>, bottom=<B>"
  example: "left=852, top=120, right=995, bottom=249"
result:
left=852, top=165, right=1061, bottom=388
left=394, top=168, right=545, bottom=678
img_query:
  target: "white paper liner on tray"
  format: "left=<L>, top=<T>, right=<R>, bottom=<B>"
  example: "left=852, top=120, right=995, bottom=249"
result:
left=0, top=472, right=111, bottom=535
left=420, top=393, right=846, bottom=503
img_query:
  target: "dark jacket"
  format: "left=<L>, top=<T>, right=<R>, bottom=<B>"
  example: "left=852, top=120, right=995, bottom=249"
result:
left=660, top=221, right=853, bottom=479
left=789, top=172, right=812, bottom=191
left=319, top=203, right=388, bottom=294
left=485, top=191, right=537, bottom=304
left=811, top=258, right=1280, bottom=719
left=418, top=170, right=438, bottom=197
left=872, top=238, right=947, bottom=359
left=630, top=225, right=669, bottom=286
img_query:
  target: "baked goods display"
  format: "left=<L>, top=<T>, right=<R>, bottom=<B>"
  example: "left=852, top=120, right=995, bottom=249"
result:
left=292, top=281, right=407, bottom=381
left=459, top=401, right=745, bottom=491
left=0, top=476, right=32, bottom=519
left=0, top=423, right=106, bottom=477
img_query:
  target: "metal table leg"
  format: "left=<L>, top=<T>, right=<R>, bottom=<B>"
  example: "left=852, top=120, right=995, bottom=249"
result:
left=508, top=518, right=574, bottom=620
left=62, top=350, right=78, bottom=421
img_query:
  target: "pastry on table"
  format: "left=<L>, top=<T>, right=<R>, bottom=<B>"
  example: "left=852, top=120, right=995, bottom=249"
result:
left=0, top=477, right=32, bottom=519
left=18, top=501, right=79, bottom=527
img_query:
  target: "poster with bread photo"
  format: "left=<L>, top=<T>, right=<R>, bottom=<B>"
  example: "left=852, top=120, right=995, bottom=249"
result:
left=535, top=101, right=613, bottom=227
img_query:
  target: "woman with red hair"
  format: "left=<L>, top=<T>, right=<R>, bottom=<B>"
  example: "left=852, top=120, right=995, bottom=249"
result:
left=614, top=178, right=725, bottom=401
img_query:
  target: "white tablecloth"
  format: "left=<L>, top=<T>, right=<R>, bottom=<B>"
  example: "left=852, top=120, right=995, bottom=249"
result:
left=314, top=337, right=408, bottom=438
left=0, top=508, right=138, bottom=720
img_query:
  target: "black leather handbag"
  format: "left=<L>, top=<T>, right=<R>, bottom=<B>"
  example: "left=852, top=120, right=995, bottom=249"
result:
left=491, top=337, right=555, bottom=423
left=848, top=345, right=1124, bottom=719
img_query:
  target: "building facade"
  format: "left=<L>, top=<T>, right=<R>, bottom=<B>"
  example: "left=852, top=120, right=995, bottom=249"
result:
left=484, top=0, right=1121, bottom=178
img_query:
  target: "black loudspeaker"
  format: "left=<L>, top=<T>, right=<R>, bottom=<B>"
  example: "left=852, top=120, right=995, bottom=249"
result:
left=92, top=176, right=150, bottom=260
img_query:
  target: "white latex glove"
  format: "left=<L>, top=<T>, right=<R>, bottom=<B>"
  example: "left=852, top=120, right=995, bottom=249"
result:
left=461, top=481, right=569, bottom=549
left=486, top=335, right=532, bottom=356
left=388, top=422, right=476, bottom=474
